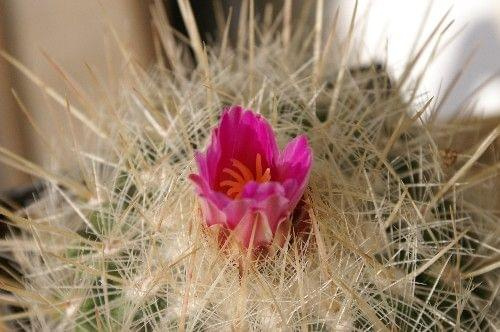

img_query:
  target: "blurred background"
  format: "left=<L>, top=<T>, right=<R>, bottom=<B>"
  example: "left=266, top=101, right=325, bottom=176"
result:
left=0, top=0, right=499, bottom=192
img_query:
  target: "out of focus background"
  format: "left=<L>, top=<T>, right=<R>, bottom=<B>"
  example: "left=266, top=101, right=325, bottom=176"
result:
left=0, top=0, right=499, bottom=191
left=0, top=1, right=154, bottom=191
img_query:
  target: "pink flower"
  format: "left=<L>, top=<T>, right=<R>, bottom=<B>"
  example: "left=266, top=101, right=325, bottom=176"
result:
left=189, top=106, right=312, bottom=249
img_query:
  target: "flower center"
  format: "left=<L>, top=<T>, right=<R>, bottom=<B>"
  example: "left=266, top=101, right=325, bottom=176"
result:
left=219, top=153, right=271, bottom=199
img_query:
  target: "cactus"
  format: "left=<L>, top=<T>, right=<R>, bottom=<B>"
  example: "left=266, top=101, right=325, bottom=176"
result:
left=0, top=2, right=498, bottom=331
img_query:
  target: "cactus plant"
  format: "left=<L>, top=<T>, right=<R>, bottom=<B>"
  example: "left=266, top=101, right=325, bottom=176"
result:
left=0, top=1, right=498, bottom=331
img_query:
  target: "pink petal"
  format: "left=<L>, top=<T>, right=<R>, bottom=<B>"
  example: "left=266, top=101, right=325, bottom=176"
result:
left=240, top=181, right=285, bottom=201
left=189, top=174, right=230, bottom=210
left=195, top=129, right=222, bottom=189
left=223, top=181, right=289, bottom=230
left=240, top=181, right=289, bottom=232
left=277, top=135, right=312, bottom=207
left=191, top=176, right=291, bottom=248
left=220, top=199, right=253, bottom=229
left=214, top=106, right=279, bottom=187
left=198, top=197, right=228, bottom=227
left=228, top=182, right=290, bottom=247
left=232, top=212, right=274, bottom=248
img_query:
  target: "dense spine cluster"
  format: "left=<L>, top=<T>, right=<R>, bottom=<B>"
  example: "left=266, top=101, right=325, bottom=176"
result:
left=0, top=1, right=498, bottom=331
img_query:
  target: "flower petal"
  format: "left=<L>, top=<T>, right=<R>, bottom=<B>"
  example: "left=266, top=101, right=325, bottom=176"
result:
left=277, top=135, right=312, bottom=207
left=195, top=128, right=222, bottom=189
left=240, top=181, right=285, bottom=201
left=240, top=181, right=290, bottom=235
left=232, top=212, right=274, bottom=248
left=189, top=174, right=230, bottom=210
left=230, top=182, right=290, bottom=248
left=215, top=106, right=279, bottom=188
left=193, top=179, right=291, bottom=248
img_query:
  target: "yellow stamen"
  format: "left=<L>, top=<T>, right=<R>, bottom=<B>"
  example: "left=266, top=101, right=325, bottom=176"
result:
left=255, top=153, right=263, bottom=179
left=222, top=168, right=245, bottom=183
left=261, top=167, right=271, bottom=182
left=219, top=180, right=240, bottom=188
left=220, top=153, right=271, bottom=199
left=227, top=187, right=241, bottom=197
left=231, top=159, right=254, bottom=182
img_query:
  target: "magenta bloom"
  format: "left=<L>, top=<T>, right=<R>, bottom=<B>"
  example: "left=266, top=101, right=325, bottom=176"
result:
left=189, top=106, right=312, bottom=249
